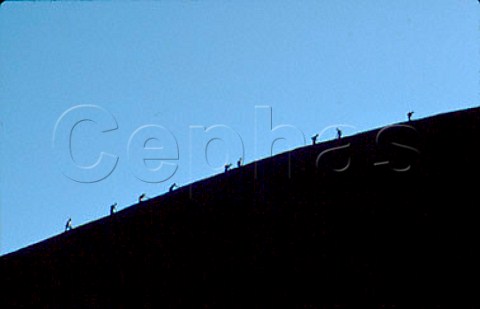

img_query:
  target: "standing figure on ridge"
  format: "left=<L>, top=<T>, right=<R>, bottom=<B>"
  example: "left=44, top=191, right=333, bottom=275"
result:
left=139, top=193, right=147, bottom=203
left=65, top=218, right=73, bottom=232
left=110, top=203, right=117, bottom=215
left=224, top=163, right=232, bottom=172
left=311, top=133, right=319, bottom=145
left=407, top=111, right=414, bottom=122
left=169, top=183, right=178, bottom=192
left=336, top=128, right=342, bottom=140
left=237, top=157, right=243, bottom=168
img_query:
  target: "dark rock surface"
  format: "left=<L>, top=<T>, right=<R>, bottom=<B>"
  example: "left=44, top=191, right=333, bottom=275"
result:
left=2, top=107, right=480, bottom=307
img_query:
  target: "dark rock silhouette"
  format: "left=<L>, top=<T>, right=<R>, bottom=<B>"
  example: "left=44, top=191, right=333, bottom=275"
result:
left=2, top=107, right=480, bottom=307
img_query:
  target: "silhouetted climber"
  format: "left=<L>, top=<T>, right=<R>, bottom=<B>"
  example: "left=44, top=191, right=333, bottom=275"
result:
left=65, top=218, right=73, bottom=232
left=224, top=163, right=232, bottom=172
left=407, top=111, right=414, bottom=122
left=139, top=193, right=147, bottom=203
left=336, top=128, right=342, bottom=140
left=311, top=133, right=319, bottom=145
left=110, top=203, right=117, bottom=215
left=237, top=157, right=243, bottom=168
left=169, top=183, right=178, bottom=192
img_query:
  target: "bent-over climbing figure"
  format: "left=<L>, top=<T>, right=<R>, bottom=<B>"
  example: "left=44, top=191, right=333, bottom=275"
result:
left=407, top=111, right=414, bottom=122
left=110, top=203, right=117, bottom=215
left=224, top=163, right=232, bottom=172
left=311, top=134, right=319, bottom=145
left=169, top=183, right=178, bottom=192
left=65, top=218, right=73, bottom=232
left=139, top=193, right=147, bottom=203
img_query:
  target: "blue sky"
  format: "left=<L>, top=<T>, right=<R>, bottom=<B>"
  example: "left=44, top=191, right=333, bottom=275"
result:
left=1, top=1, right=479, bottom=255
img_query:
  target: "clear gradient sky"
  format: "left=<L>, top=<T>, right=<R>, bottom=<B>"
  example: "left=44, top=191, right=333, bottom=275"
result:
left=1, top=1, right=479, bottom=255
